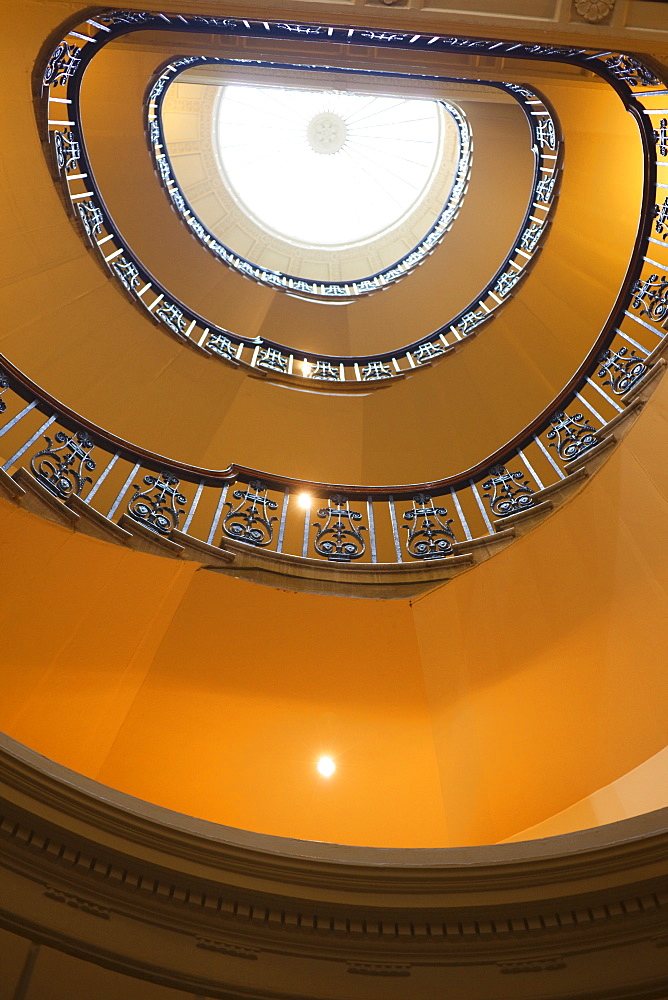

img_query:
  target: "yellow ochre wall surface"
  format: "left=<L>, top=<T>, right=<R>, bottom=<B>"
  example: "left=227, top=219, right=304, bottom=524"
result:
left=1, top=366, right=668, bottom=848
left=0, top=0, right=666, bottom=852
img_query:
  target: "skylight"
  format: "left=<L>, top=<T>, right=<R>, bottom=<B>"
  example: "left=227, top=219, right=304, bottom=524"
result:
left=158, top=69, right=471, bottom=296
left=215, top=86, right=444, bottom=248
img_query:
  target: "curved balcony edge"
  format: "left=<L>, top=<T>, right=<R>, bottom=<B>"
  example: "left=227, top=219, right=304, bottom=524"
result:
left=0, top=348, right=665, bottom=597
left=40, top=10, right=567, bottom=388
left=0, top=730, right=667, bottom=999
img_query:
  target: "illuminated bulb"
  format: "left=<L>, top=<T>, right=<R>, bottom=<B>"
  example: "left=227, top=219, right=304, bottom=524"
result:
left=298, top=493, right=311, bottom=509
left=301, top=359, right=312, bottom=377
left=317, top=756, right=336, bottom=777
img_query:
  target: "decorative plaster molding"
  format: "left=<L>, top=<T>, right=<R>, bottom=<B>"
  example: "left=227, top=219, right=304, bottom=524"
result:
left=0, top=734, right=667, bottom=998
left=498, top=955, right=566, bottom=973
left=196, top=937, right=260, bottom=959
left=573, top=1, right=615, bottom=24
left=43, top=885, right=110, bottom=920
left=1, top=773, right=667, bottom=946
left=347, top=962, right=412, bottom=976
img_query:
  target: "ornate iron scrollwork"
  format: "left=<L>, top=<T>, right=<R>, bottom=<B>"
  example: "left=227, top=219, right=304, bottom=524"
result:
left=99, top=10, right=154, bottom=24
left=154, top=301, right=188, bottom=336
left=53, top=129, right=81, bottom=173
left=207, top=333, right=237, bottom=359
left=361, top=361, right=392, bottom=381
left=30, top=430, right=96, bottom=499
left=520, top=223, right=543, bottom=252
left=257, top=348, right=288, bottom=373
left=654, top=197, right=668, bottom=239
left=313, top=494, right=366, bottom=561
left=597, top=347, right=647, bottom=395
left=309, top=361, right=340, bottom=381
left=655, top=120, right=668, bottom=158
left=603, top=54, right=660, bottom=88
left=221, top=481, right=278, bottom=546
left=111, top=256, right=142, bottom=294
left=43, top=42, right=81, bottom=87
left=536, top=174, right=556, bottom=205
left=412, top=341, right=444, bottom=365
left=535, top=118, right=556, bottom=151
left=127, top=473, right=186, bottom=534
left=457, top=309, right=485, bottom=336
left=0, top=370, right=8, bottom=414
left=482, top=465, right=535, bottom=518
left=546, top=411, right=598, bottom=461
left=630, top=274, right=668, bottom=323
left=77, top=200, right=105, bottom=241
left=494, top=269, right=522, bottom=299
left=503, top=83, right=534, bottom=99
left=403, top=494, right=455, bottom=559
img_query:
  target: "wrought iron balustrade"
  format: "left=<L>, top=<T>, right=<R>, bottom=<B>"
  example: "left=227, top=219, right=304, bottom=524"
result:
left=39, top=11, right=565, bottom=389
left=0, top=267, right=663, bottom=571
left=1, top=10, right=661, bottom=585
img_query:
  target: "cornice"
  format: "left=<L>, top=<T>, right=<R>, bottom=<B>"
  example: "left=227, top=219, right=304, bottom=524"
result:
left=2, top=733, right=668, bottom=899
left=1, top=733, right=667, bottom=997
left=43, top=1, right=668, bottom=54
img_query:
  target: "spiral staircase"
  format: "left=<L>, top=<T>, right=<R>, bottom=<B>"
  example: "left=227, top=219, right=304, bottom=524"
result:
left=1, top=2, right=668, bottom=998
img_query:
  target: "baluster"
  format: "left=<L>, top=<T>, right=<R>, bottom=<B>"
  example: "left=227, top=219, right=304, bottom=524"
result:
left=207, top=484, right=229, bottom=545
left=366, top=497, right=377, bottom=563
left=312, top=494, right=366, bottom=561
left=574, top=390, right=605, bottom=427
left=276, top=491, right=290, bottom=553
left=0, top=371, right=8, bottom=414
left=86, top=452, right=119, bottom=501
left=2, top=415, right=56, bottom=472
left=616, top=328, right=650, bottom=356
left=302, top=496, right=311, bottom=558
left=545, top=408, right=599, bottom=463
left=107, top=462, right=140, bottom=519
left=127, top=472, right=187, bottom=535
left=533, top=434, right=565, bottom=479
left=220, top=481, right=279, bottom=547
left=469, top=478, right=494, bottom=532
left=586, top=377, right=623, bottom=413
left=0, top=401, right=38, bottom=441
left=387, top=496, right=402, bottom=562
left=30, top=428, right=96, bottom=499
left=449, top=485, right=472, bottom=540
left=182, top=480, right=204, bottom=533
left=516, top=447, right=545, bottom=490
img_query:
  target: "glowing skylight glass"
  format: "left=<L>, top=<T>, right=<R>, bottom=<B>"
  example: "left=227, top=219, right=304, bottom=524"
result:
left=216, top=86, right=444, bottom=247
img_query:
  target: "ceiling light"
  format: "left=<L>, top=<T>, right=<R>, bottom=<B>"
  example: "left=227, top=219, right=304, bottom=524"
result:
left=317, top=756, right=336, bottom=777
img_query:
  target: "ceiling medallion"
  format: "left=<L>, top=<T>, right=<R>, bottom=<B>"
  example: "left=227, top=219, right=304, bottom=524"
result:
left=572, top=0, right=615, bottom=23
left=306, top=112, right=347, bottom=154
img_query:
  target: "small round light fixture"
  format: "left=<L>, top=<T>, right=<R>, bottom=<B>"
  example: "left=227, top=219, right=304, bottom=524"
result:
left=298, top=493, right=311, bottom=509
left=317, top=756, right=336, bottom=777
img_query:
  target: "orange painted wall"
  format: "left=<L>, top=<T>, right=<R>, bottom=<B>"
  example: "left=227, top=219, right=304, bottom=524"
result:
left=1, top=374, right=667, bottom=847
left=411, top=373, right=668, bottom=845
left=0, top=0, right=665, bottom=850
